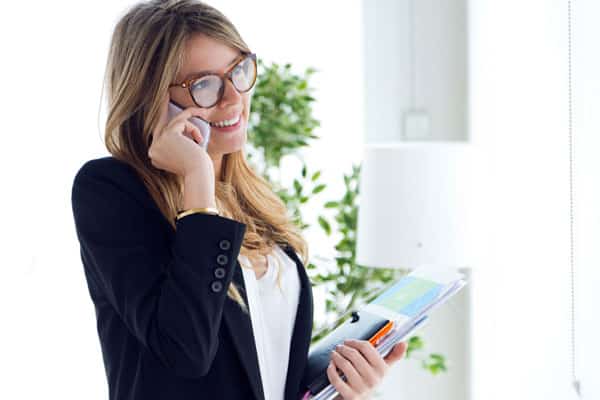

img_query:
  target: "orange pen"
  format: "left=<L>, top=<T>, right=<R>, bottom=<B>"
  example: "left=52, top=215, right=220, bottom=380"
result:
left=368, top=321, right=394, bottom=346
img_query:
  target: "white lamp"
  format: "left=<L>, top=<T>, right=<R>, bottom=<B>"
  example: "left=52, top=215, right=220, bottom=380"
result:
left=356, top=142, right=477, bottom=270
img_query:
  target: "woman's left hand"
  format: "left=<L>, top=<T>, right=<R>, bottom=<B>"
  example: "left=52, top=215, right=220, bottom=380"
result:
left=326, top=339, right=408, bottom=400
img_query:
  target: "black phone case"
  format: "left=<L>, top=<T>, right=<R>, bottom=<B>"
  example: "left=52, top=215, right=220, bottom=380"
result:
left=305, top=309, right=390, bottom=395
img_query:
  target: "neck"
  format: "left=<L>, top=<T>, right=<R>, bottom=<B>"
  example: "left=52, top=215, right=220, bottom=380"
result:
left=210, top=152, right=223, bottom=181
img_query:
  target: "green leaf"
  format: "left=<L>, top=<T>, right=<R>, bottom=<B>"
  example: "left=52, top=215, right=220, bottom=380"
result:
left=318, top=216, right=331, bottom=235
left=301, top=164, right=307, bottom=178
left=312, top=184, right=326, bottom=195
left=324, top=201, right=339, bottom=208
left=311, top=171, right=321, bottom=181
left=293, top=179, right=302, bottom=194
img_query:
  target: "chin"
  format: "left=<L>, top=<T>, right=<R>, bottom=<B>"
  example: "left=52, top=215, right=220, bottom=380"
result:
left=208, top=127, right=247, bottom=155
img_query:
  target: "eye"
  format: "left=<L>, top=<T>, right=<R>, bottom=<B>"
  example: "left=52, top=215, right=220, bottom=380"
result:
left=232, top=64, right=244, bottom=76
left=194, top=79, right=209, bottom=88
left=192, top=75, right=220, bottom=90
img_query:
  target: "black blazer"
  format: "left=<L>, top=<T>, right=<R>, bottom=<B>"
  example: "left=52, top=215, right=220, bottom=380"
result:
left=71, top=156, right=314, bottom=400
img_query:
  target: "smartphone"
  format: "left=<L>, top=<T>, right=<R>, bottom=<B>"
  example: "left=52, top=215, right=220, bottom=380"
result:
left=167, top=100, right=211, bottom=150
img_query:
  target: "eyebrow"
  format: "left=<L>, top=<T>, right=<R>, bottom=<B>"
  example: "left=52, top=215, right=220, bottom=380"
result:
left=182, top=54, right=241, bottom=81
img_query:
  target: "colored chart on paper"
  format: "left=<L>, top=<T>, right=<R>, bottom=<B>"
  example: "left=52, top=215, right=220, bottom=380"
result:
left=372, top=276, right=444, bottom=317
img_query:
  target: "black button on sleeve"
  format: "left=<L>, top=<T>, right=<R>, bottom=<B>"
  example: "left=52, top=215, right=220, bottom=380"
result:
left=211, top=281, right=223, bottom=292
left=219, top=239, right=231, bottom=250
left=216, top=254, right=228, bottom=265
left=214, top=267, right=226, bottom=279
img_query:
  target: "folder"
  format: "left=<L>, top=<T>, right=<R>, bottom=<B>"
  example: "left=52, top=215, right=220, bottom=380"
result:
left=302, top=266, right=467, bottom=400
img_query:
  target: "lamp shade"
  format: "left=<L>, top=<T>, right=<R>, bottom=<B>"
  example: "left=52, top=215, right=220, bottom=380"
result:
left=356, top=142, right=477, bottom=269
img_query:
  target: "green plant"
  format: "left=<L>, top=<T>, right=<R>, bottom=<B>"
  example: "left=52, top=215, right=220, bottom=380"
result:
left=247, top=58, right=447, bottom=375
left=248, top=59, right=320, bottom=173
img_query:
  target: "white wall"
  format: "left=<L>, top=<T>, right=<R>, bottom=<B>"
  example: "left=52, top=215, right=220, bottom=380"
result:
left=573, top=1, right=600, bottom=398
left=363, top=0, right=468, bottom=142
left=368, top=1, right=597, bottom=399
left=469, top=0, right=589, bottom=399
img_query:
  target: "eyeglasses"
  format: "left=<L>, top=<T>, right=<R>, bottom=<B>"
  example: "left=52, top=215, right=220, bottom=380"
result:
left=169, top=52, right=258, bottom=108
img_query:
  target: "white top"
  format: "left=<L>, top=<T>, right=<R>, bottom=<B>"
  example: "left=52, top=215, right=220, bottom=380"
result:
left=239, top=244, right=301, bottom=400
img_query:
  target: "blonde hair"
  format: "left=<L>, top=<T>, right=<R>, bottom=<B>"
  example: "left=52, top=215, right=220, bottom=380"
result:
left=102, top=0, right=309, bottom=311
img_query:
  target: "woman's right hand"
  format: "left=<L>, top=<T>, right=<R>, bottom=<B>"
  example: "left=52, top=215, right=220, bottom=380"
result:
left=148, top=95, right=215, bottom=183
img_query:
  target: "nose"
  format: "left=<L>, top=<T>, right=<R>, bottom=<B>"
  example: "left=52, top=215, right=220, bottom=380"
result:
left=218, top=78, right=242, bottom=108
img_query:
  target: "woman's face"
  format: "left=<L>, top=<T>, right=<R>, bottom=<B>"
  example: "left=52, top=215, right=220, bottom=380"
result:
left=168, top=33, right=252, bottom=157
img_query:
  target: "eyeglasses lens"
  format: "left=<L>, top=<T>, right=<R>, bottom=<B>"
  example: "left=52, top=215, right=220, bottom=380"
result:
left=190, top=55, right=257, bottom=107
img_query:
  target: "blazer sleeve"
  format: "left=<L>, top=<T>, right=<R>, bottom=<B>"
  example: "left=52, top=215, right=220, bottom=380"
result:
left=71, top=161, right=247, bottom=378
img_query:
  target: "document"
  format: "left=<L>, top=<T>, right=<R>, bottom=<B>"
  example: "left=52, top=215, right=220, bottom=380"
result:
left=302, top=265, right=467, bottom=400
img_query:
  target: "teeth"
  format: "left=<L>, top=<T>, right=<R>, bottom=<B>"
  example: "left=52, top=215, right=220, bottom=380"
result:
left=211, top=115, right=240, bottom=128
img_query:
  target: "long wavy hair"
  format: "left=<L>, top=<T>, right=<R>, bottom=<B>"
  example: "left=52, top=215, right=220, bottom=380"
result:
left=102, top=0, right=309, bottom=311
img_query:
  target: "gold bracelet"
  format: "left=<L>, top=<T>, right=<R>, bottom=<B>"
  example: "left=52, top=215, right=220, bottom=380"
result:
left=175, top=207, right=220, bottom=221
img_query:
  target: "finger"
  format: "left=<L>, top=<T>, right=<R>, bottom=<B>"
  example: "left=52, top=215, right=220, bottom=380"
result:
left=331, top=350, right=368, bottom=393
left=182, top=120, right=204, bottom=145
left=383, top=342, right=407, bottom=365
left=164, top=119, right=201, bottom=144
left=335, top=345, right=379, bottom=388
left=326, top=360, right=355, bottom=400
left=344, top=339, right=388, bottom=376
left=164, top=107, right=208, bottom=144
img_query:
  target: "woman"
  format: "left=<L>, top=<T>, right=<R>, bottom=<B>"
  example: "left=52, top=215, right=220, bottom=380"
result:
left=71, top=1, right=407, bottom=399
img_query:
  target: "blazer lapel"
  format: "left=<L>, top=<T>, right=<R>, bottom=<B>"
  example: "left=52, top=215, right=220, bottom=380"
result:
left=282, top=245, right=314, bottom=400
left=223, top=259, right=265, bottom=400
left=223, top=245, right=314, bottom=400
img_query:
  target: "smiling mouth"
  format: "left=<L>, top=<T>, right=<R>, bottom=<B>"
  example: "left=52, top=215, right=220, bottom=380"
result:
left=209, top=114, right=242, bottom=128
left=209, top=114, right=242, bottom=130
